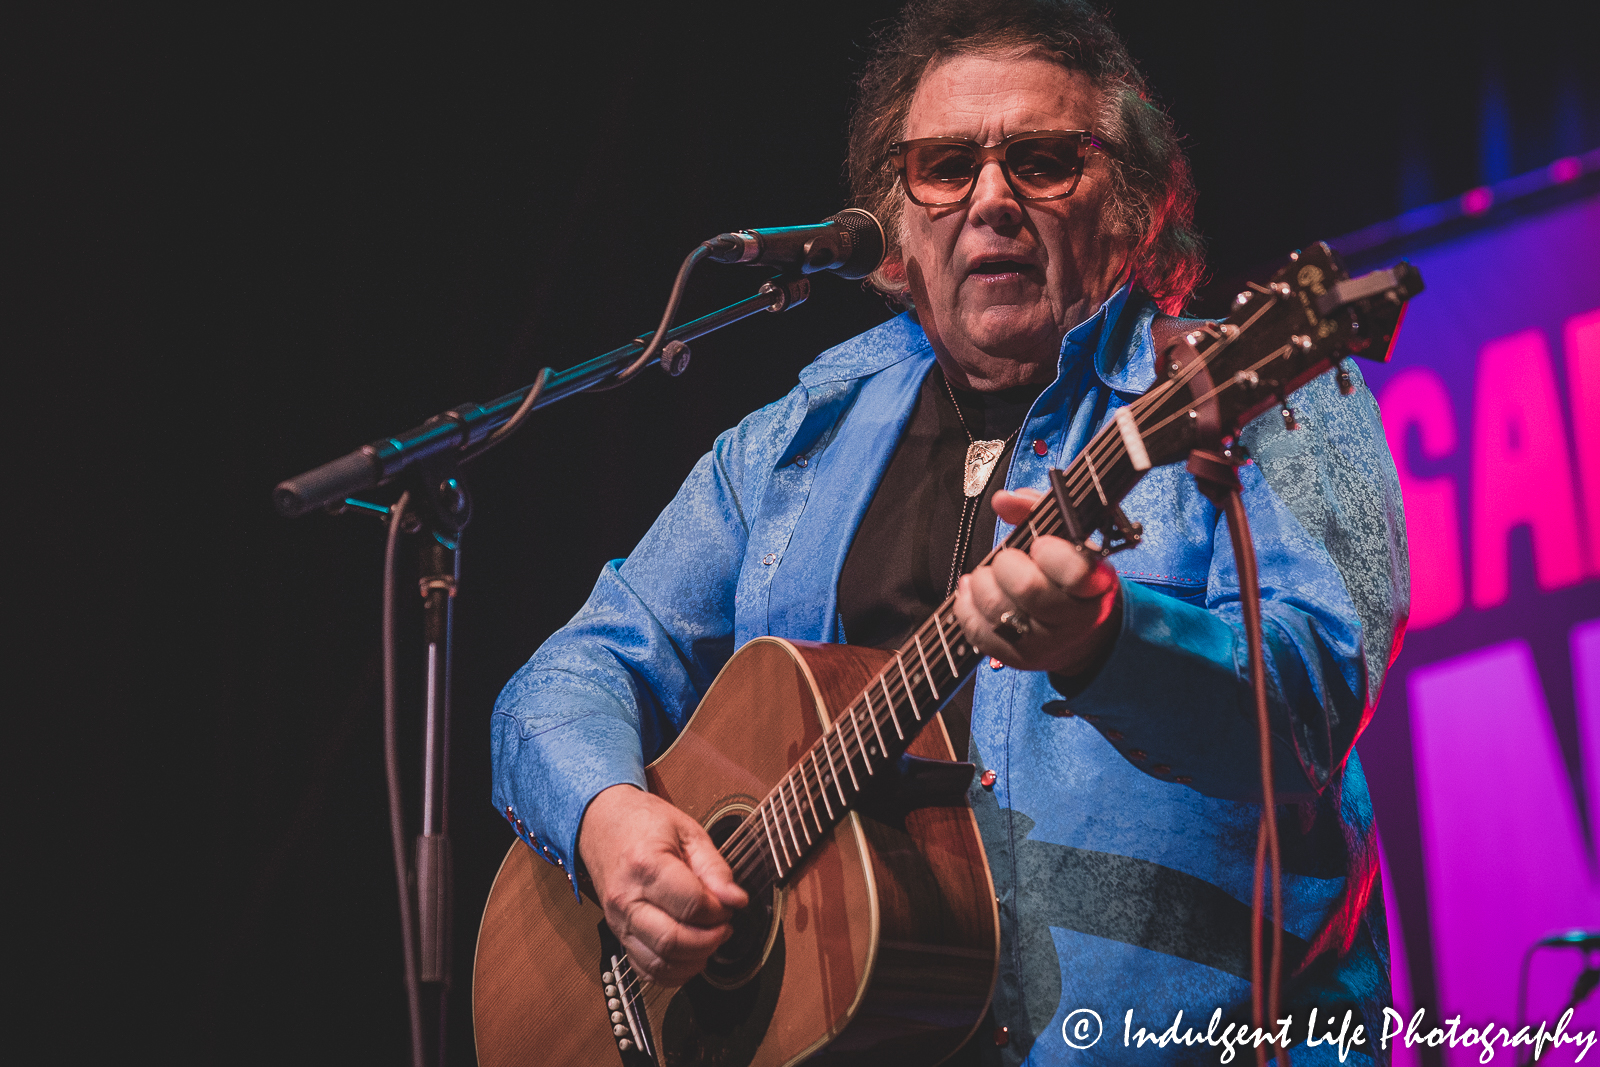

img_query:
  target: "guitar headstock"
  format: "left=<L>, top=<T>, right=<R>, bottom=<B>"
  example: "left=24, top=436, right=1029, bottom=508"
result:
left=1135, top=242, right=1423, bottom=466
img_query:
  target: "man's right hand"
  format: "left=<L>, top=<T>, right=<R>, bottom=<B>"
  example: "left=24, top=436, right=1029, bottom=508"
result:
left=578, top=783, right=750, bottom=987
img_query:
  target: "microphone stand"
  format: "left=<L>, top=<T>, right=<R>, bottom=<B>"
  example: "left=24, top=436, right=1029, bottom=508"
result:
left=275, top=271, right=812, bottom=1067
left=274, top=274, right=812, bottom=518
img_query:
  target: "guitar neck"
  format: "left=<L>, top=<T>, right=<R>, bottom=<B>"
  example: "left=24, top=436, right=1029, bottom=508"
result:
left=720, top=409, right=1148, bottom=897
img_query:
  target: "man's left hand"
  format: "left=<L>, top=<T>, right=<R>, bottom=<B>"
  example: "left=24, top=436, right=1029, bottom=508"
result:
left=953, top=487, right=1122, bottom=676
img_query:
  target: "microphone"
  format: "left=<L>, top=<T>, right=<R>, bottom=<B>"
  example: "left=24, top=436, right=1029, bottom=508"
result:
left=1536, top=930, right=1600, bottom=950
left=703, top=208, right=886, bottom=279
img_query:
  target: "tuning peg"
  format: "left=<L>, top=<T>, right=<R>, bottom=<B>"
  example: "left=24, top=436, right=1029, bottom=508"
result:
left=1337, top=367, right=1355, bottom=395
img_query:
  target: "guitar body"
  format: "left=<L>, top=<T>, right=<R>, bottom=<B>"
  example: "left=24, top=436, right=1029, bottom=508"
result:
left=474, top=637, right=1000, bottom=1067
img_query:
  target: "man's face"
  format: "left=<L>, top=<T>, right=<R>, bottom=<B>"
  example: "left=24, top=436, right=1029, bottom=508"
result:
left=899, top=51, right=1130, bottom=389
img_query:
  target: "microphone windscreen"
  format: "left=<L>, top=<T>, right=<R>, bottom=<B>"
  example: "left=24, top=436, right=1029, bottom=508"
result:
left=824, top=209, right=887, bottom=280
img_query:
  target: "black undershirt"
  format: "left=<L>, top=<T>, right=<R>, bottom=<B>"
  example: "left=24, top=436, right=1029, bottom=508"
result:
left=837, top=365, right=1043, bottom=760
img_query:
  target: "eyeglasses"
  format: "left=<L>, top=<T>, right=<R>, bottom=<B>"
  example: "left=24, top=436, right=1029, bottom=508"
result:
left=887, top=130, right=1101, bottom=206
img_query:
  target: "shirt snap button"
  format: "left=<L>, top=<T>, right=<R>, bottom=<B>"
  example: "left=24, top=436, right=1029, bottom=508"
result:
left=762, top=553, right=777, bottom=565
left=980, top=769, right=997, bottom=789
left=988, top=657, right=1004, bottom=670
left=1032, top=439, right=1048, bottom=456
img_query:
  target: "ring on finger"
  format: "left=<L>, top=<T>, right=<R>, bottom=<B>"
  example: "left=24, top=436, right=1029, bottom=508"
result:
left=996, top=609, right=1032, bottom=639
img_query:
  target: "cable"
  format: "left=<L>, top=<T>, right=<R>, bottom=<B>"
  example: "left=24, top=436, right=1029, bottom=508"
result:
left=461, top=240, right=710, bottom=461
left=464, top=367, right=550, bottom=462
left=1221, top=488, right=1287, bottom=1067
left=384, top=491, right=425, bottom=1067
left=587, top=242, right=712, bottom=390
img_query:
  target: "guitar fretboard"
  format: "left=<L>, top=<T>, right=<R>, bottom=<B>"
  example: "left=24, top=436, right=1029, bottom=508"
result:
left=716, top=377, right=1176, bottom=896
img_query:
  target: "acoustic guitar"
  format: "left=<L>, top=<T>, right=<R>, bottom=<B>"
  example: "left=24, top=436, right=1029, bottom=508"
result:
left=472, top=242, right=1422, bottom=1066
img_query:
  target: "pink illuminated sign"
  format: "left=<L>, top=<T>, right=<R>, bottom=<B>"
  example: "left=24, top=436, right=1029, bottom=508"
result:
left=1346, top=185, right=1599, bottom=1064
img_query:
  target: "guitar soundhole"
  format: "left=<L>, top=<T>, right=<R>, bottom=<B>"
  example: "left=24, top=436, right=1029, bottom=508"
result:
left=701, top=809, right=781, bottom=991
left=659, top=806, right=786, bottom=1067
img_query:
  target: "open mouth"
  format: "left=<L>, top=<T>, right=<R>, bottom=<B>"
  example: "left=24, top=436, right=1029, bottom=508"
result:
left=970, top=259, right=1034, bottom=276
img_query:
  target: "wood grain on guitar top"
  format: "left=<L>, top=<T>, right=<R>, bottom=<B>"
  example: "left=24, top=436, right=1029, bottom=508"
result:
left=474, top=637, right=999, bottom=1067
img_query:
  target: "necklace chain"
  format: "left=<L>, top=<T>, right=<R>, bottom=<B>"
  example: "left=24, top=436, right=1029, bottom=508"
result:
left=941, top=371, right=1019, bottom=596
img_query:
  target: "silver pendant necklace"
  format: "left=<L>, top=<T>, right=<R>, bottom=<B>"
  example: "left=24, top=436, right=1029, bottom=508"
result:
left=942, top=371, right=1018, bottom=596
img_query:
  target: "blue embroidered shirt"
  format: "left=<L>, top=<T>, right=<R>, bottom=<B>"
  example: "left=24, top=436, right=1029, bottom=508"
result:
left=491, top=285, right=1408, bottom=1065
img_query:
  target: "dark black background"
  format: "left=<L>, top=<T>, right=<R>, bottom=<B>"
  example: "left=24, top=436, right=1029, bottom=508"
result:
left=12, top=2, right=1597, bottom=1062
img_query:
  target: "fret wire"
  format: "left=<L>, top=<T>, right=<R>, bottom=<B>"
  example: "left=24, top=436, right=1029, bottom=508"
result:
left=913, top=632, right=940, bottom=701
left=895, top=651, right=920, bottom=722
left=775, top=777, right=800, bottom=855
left=721, top=340, right=1246, bottom=903
left=783, top=776, right=809, bottom=849
left=792, top=756, right=819, bottom=832
left=933, top=611, right=960, bottom=677
left=1058, top=290, right=1279, bottom=501
left=880, top=671, right=913, bottom=726
left=867, top=675, right=902, bottom=741
left=865, top=688, right=887, bottom=758
left=760, top=800, right=787, bottom=874
left=822, top=730, right=849, bottom=807
left=1067, top=445, right=1131, bottom=505
left=810, top=749, right=833, bottom=824
left=846, top=708, right=868, bottom=783
left=797, top=770, right=820, bottom=840
left=883, top=681, right=906, bottom=742
left=1057, top=393, right=1166, bottom=505
left=1082, top=446, right=1110, bottom=505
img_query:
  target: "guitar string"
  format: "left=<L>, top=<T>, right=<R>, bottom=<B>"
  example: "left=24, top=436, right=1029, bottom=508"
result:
left=721, top=379, right=1234, bottom=882
left=719, top=509, right=1075, bottom=885
left=717, top=605, right=985, bottom=882
left=642, top=292, right=1313, bottom=980
left=718, top=403, right=1151, bottom=883
left=636, top=376, right=1276, bottom=978
left=715, top=380, right=1166, bottom=880
left=721, top=400, right=1225, bottom=888
left=721, top=294, right=1296, bottom=883
left=717, top=428, right=1118, bottom=882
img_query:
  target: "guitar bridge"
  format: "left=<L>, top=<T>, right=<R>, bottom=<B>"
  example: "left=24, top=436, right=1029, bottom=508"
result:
left=598, top=922, right=656, bottom=1065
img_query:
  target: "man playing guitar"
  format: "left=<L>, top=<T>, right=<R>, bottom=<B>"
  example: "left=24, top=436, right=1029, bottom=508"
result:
left=490, top=1, right=1406, bottom=1062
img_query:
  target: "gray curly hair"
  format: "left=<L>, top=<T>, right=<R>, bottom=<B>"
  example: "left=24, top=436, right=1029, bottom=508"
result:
left=848, top=0, right=1205, bottom=314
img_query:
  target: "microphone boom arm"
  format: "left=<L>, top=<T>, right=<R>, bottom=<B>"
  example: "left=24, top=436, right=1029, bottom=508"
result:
left=273, top=273, right=813, bottom=518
